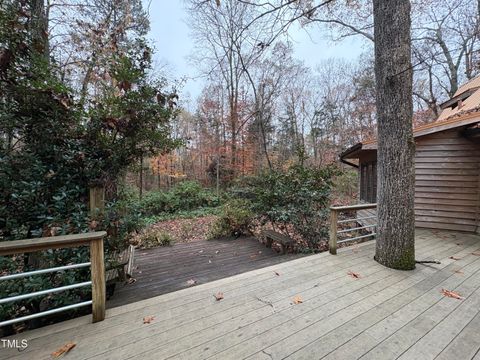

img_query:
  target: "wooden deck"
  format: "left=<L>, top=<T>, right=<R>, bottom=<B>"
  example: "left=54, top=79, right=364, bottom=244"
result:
left=2, top=229, right=480, bottom=360
left=107, top=237, right=302, bottom=308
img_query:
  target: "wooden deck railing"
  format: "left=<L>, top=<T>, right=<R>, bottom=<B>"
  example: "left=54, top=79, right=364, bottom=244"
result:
left=329, top=203, right=377, bottom=255
left=0, top=231, right=107, bottom=327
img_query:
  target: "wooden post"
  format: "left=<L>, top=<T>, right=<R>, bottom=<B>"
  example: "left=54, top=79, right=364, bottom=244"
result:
left=89, top=186, right=105, bottom=216
left=90, top=238, right=106, bottom=322
left=329, top=208, right=338, bottom=255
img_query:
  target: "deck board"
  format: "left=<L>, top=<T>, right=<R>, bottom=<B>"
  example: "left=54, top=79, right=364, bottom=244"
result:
left=107, top=236, right=302, bottom=308
left=2, top=229, right=480, bottom=360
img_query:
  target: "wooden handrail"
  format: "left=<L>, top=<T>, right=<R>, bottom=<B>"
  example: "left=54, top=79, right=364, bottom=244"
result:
left=0, top=232, right=106, bottom=256
left=0, top=231, right=107, bottom=323
left=329, top=204, right=377, bottom=255
left=330, top=203, right=377, bottom=212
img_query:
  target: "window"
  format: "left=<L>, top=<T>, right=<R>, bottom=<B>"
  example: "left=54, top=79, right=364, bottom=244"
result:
left=360, top=161, right=377, bottom=203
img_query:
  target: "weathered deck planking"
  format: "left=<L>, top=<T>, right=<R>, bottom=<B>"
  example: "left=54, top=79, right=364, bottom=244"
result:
left=107, top=236, right=302, bottom=308
left=1, top=229, right=480, bottom=360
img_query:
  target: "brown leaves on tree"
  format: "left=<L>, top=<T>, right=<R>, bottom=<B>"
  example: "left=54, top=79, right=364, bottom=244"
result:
left=214, top=292, right=224, bottom=301
left=441, top=289, right=464, bottom=300
left=292, top=295, right=303, bottom=304
left=143, top=315, right=155, bottom=324
left=51, top=342, right=76, bottom=358
left=347, top=271, right=361, bottom=279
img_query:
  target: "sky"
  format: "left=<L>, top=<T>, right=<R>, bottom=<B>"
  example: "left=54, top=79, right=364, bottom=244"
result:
left=147, top=2, right=366, bottom=108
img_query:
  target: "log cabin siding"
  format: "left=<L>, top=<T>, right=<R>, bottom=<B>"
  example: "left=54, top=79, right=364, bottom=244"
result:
left=414, top=129, right=480, bottom=232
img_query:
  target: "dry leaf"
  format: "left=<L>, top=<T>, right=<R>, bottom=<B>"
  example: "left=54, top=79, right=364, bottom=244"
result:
left=214, top=292, right=224, bottom=301
left=127, top=277, right=137, bottom=284
left=453, top=269, right=464, bottom=275
left=441, top=289, right=464, bottom=300
left=51, top=342, right=76, bottom=358
left=292, top=295, right=303, bottom=304
left=472, top=252, right=480, bottom=256
left=143, top=315, right=155, bottom=324
left=347, top=271, right=361, bottom=279
left=208, top=259, right=212, bottom=264
left=449, top=256, right=461, bottom=260
left=187, top=279, right=197, bottom=286
left=274, top=271, right=280, bottom=276
left=215, top=250, right=220, bottom=254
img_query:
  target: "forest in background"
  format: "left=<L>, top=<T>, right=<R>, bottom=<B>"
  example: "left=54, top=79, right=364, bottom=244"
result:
left=141, top=0, right=480, bottom=191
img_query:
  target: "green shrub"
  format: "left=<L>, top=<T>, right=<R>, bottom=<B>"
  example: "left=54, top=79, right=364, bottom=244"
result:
left=138, top=181, right=221, bottom=216
left=208, top=199, right=254, bottom=239
left=231, top=164, right=340, bottom=249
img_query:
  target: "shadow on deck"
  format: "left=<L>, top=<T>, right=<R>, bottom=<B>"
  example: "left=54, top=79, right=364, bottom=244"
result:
left=3, top=229, right=480, bottom=360
left=107, top=236, right=303, bottom=308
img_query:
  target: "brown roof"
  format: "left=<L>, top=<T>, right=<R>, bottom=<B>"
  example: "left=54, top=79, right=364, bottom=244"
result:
left=438, top=75, right=480, bottom=121
left=341, top=110, right=480, bottom=159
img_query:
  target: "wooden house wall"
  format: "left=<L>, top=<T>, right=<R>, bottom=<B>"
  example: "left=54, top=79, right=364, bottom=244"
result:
left=414, top=129, right=480, bottom=232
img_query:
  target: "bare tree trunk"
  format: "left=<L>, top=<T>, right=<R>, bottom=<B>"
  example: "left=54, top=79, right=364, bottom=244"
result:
left=32, top=0, right=49, bottom=59
left=374, top=0, right=416, bottom=270
left=139, top=155, right=144, bottom=200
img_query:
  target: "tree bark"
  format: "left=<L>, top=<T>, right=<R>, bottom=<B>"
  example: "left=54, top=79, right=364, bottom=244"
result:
left=374, top=0, right=415, bottom=270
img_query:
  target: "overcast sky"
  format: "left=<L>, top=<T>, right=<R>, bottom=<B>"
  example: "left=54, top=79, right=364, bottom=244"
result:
left=147, top=2, right=366, bottom=108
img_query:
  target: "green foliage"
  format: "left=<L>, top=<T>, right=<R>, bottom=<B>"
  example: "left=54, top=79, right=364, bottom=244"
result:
left=231, top=164, right=340, bottom=249
left=138, top=181, right=222, bottom=217
left=0, top=1, right=181, bottom=329
left=208, top=199, right=254, bottom=239
left=334, top=169, right=358, bottom=199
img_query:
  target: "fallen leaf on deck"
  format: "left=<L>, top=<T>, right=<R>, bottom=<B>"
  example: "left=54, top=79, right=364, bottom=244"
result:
left=51, top=342, right=76, bottom=357
left=186, top=279, right=197, bottom=286
left=274, top=271, right=280, bottom=276
left=472, top=252, right=480, bottom=256
left=449, top=256, right=461, bottom=260
left=215, top=250, right=219, bottom=254
left=441, top=289, right=464, bottom=300
left=214, top=292, right=224, bottom=301
left=143, top=315, right=155, bottom=324
left=453, top=269, right=464, bottom=275
left=456, top=243, right=462, bottom=246
left=208, top=259, right=212, bottom=264
left=250, top=254, right=257, bottom=259
left=126, top=277, right=137, bottom=284
left=199, top=250, right=204, bottom=254
left=347, top=271, right=361, bottom=279
left=292, top=295, right=303, bottom=304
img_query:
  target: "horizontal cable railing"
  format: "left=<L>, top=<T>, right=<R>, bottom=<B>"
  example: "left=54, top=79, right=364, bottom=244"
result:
left=0, top=231, right=107, bottom=328
left=329, top=203, right=377, bottom=255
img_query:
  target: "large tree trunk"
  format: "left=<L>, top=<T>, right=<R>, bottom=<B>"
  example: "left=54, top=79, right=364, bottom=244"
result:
left=374, top=0, right=415, bottom=270
left=31, top=0, right=49, bottom=59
